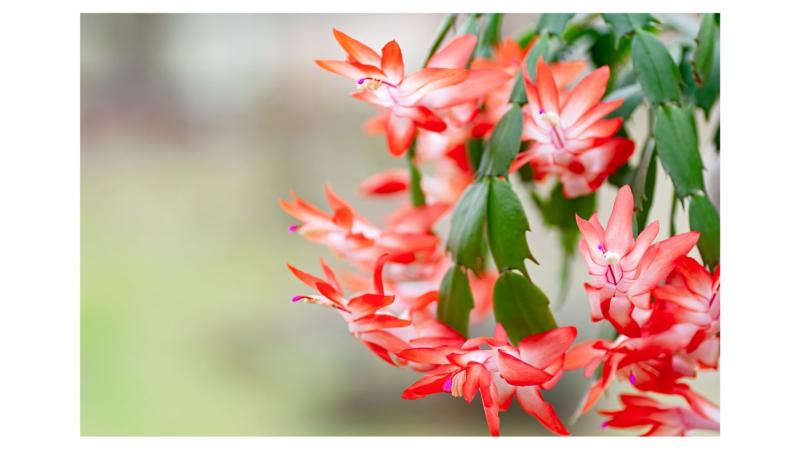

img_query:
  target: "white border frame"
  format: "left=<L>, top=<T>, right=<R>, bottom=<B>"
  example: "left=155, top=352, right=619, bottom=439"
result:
left=3, top=0, right=798, bottom=448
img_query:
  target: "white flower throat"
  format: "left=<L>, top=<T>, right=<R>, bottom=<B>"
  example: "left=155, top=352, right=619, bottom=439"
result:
left=538, top=109, right=567, bottom=149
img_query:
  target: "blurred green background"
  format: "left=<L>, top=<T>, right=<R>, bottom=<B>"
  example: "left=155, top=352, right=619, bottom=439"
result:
left=81, top=13, right=719, bottom=436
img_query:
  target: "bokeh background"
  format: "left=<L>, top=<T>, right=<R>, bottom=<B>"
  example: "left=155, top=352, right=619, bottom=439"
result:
left=81, top=13, right=719, bottom=436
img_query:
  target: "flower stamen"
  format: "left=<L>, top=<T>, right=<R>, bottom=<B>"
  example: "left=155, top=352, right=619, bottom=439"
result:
left=604, top=251, right=621, bottom=265
left=357, top=77, right=396, bottom=91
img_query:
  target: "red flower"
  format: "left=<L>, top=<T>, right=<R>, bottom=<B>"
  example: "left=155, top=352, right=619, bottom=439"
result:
left=280, top=185, right=446, bottom=272
left=472, top=37, right=585, bottom=130
left=288, top=255, right=412, bottom=365
left=564, top=329, right=710, bottom=415
left=400, top=326, right=577, bottom=436
left=512, top=58, right=634, bottom=198
left=564, top=254, right=720, bottom=425
left=317, top=29, right=509, bottom=156
left=576, top=185, right=699, bottom=336
left=599, top=394, right=719, bottom=436
left=648, top=257, right=720, bottom=368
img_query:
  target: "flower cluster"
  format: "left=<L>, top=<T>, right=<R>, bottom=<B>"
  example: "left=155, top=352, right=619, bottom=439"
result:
left=281, top=21, right=719, bottom=437
left=565, top=186, right=720, bottom=436
left=316, top=29, right=633, bottom=206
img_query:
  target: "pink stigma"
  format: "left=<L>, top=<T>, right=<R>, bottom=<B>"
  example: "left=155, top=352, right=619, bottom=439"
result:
left=443, top=377, right=453, bottom=392
left=601, top=422, right=609, bottom=429
left=629, top=374, right=636, bottom=384
left=597, top=243, right=606, bottom=252
left=288, top=224, right=299, bottom=233
left=357, top=78, right=366, bottom=85
left=291, top=295, right=303, bottom=302
left=538, top=108, right=545, bottom=114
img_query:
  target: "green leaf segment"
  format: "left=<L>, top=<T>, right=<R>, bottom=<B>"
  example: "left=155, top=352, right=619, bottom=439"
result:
left=629, top=20, right=719, bottom=269
left=438, top=28, right=560, bottom=340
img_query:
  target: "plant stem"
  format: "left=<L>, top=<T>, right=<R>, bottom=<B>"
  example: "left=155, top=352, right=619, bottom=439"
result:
left=422, top=13, right=457, bottom=67
left=406, top=140, right=426, bottom=207
left=670, top=191, right=679, bottom=236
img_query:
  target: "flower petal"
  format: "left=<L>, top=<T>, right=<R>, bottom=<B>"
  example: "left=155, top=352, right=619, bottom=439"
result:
left=426, top=34, right=477, bottom=69
left=672, top=256, right=713, bottom=300
left=550, top=60, right=586, bottom=90
left=516, top=386, right=569, bottom=435
left=568, top=99, right=624, bottom=137
left=385, top=112, right=416, bottom=156
left=579, top=379, right=607, bottom=415
left=381, top=40, right=404, bottom=85
left=652, top=285, right=709, bottom=312
left=620, top=220, right=660, bottom=272
left=422, top=69, right=511, bottom=110
left=347, top=293, right=394, bottom=317
left=360, top=169, right=409, bottom=196
left=575, top=117, right=622, bottom=140
left=629, top=232, right=700, bottom=296
left=563, top=339, right=607, bottom=372
left=398, top=68, right=468, bottom=105
left=604, top=185, right=635, bottom=254
left=496, top=350, right=553, bottom=386
left=397, top=347, right=453, bottom=365
left=560, top=66, right=610, bottom=127
left=315, top=59, right=373, bottom=81
left=604, top=295, right=640, bottom=337
left=333, top=28, right=381, bottom=66
left=535, top=58, right=560, bottom=114
left=518, top=326, right=578, bottom=368
left=402, top=370, right=456, bottom=399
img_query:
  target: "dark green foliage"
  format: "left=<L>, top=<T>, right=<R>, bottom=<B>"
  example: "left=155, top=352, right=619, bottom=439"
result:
left=437, top=266, right=475, bottom=337
left=493, top=271, right=557, bottom=345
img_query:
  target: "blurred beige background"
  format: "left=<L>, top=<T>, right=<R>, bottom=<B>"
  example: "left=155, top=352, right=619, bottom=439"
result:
left=81, top=13, right=719, bottom=435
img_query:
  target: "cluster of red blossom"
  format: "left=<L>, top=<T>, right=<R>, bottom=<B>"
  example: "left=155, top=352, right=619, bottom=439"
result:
left=565, top=185, right=720, bottom=435
left=281, top=29, right=719, bottom=436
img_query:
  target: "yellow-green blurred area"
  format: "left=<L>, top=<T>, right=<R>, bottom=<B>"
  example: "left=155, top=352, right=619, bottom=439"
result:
left=81, top=14, right=718, bottom=435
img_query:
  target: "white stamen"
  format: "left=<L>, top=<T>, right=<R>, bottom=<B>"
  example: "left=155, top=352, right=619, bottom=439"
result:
left=604, top=251, right=621, bottom=265
left=450, top=371, right=465, bottom=398
left=540, top=111, right=561, bottom=127
left=357, top=78, right=383, bottom=91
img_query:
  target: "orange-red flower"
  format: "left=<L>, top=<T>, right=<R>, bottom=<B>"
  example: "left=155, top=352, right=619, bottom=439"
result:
left=647, top=258, right=720, bottom=369
left=317, top=29, right=509, bottom=156
left=512, top=58, right=634, bottom=198
left=280, top=185, right=446, bottom=272
left=599, top=394, right=720, bottom=436
left=400, top=325, right=577, bottom=436
left=472, top=37, right=585, bottom=131
left=564, top=326, right=712, bottom=415
left=288, top=256, right=412, bottom=365
left=564, top=253, right=720, bottom=426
